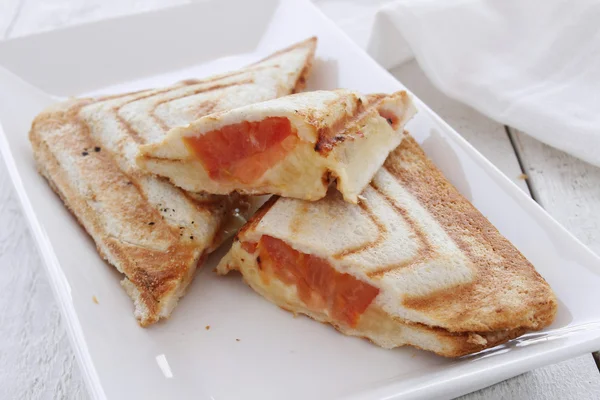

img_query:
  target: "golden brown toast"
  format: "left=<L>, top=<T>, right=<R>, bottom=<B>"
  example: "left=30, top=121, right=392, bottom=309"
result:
left=137, top=90, right=415, bottom=203
left=217, top=133, right=557, bottom=356
left=29, top=37, right=317, bottom=326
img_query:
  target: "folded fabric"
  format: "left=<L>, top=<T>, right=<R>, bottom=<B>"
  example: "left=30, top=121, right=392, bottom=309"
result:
left=315, top=0, right=600, bottom=167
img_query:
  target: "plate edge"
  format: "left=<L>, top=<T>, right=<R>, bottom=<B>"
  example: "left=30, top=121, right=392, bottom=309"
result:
left=0, top=1, right=599, bottom=399
left=0, top=125, right=106, bottom=400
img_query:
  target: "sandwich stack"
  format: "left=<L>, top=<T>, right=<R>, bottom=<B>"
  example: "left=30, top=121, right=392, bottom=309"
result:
left=30, top=36, right=556, bottom=357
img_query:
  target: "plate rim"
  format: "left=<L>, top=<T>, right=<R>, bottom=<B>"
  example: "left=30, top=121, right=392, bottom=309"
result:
left=0, top=117, right=107, bottom=399
left=1, top=1, right=600, bottom=399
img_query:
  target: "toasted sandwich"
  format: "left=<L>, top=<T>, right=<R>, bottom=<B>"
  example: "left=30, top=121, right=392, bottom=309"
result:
left=29, top=37, right=317, bottom=326
left=217, top=133, right=557, bottom=357
left=137, top=90, right=415, bottom=203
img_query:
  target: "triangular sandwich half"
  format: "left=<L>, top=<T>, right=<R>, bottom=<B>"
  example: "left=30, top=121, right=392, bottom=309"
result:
left=29, top=37, right=317, bottom=326
left=217, top=133, right=557, bottom=357
left=137, top=90, right=415, bottom=203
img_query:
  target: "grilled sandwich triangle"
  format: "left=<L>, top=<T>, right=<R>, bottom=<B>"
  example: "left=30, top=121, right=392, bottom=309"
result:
left=30, top=37, right=317, bottom=326
left=137, top=90, right=415, bottom=203
left=217, top=133, right=557, bottom=357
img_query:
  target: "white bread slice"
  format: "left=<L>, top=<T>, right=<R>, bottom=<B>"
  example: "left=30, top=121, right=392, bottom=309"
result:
left=29, top=37, right=317, bottom=326
left=217, top=134, right=557, bottom=356
left=137, top=90, right=416, bottom=203
left=218, top=241, right=525, bottom=357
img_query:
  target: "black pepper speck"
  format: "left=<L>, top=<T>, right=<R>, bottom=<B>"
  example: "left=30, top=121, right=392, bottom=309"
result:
left=148, top=222, right=155, bottom=226
left=82, top=151, right=89, bottom=156
left=94, top=146, right=101, bottom=152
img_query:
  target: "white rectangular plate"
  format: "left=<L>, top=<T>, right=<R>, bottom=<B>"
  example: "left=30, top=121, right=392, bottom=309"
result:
left=1, top=1, right=600, bottom=399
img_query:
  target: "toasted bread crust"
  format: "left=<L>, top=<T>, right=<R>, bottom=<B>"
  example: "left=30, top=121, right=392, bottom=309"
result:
left=30, top=99, right=206, bottom=326
left=288, top=38, right=316, bottom=93
left=29, top=38, right=317, bottom=326
left=138, top=89, right=415, bottom=203
left=236, top=195, right=279, bottom=239
left=313, top=91, right=411, bottom=155
left=382, top=136, right=557, bottom=332
left=218, top=133, right=557, bottom=353
left=218, top=240, right=528, bottom=357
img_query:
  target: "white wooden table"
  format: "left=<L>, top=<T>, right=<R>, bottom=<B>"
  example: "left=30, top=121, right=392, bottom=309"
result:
left=1, top=2, right=600, bottom=399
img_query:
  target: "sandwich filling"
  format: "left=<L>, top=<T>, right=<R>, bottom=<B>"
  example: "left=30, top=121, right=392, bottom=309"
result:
left=221, top=236, right=530, bottom=356
left=244, top=235, right=380, bottom=327
left=184, top=117, right=299, bottom=184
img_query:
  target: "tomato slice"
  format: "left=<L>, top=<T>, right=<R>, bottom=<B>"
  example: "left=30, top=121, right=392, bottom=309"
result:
left=184, top=117, right=297, bottom=184
left=241, top=241, right=257, bottom=254
left=257, top=235, right=379, bottom=327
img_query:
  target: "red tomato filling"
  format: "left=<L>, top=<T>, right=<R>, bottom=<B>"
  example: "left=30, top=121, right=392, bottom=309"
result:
left=240, top=241, right=257, bottom=254
left=252, top=235, right=379, bottom=327
left=184, top=117, right=298, bottom=184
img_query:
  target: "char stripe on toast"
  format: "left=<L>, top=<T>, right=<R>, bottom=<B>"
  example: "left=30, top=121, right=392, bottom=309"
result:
left=29, top=37, right=317, bottom=326
left=217, top=133, right=557, bottom=356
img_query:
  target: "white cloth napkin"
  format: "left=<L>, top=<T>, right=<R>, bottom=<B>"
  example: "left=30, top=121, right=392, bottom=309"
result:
left=314, top=0, right=600, bottom=167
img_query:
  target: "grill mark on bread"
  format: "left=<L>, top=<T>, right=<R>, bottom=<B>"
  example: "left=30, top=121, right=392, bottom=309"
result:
left=73, top=106, right=181, bottom=246
left=249, top=36, right=317, bottom=66
left=96, top=88, right=157, bottom=102
left=182, top=65, right=272, bottom=86
left=30, top=38, right=318, bottom=326
left=365, top=259, right=420, bottom=278
left=107, top=236, right=201, bottom=302
left=108, top=87, right=230, bottom=216
left=363, top=93, right=386, bottom=106
left=291, top=47, right=315, bottom=93
left=289, top=203, right=310, bottom=236
left=114, top=110, right=144, bottom=144
left=313, top=94, right=390, bottom=155
left=238, top=196, right=279, bottom=239
left=314, top=95, right=363, bottom=154
left=139, top=154, right=185, bottom=162
left=365, top=181, right=434, bottom=278
left=31, top=100, right=200, bottom=322
left=75, top=95, right=225, bottom=315
left=79, top=96, right=177, bottom=232
left=94, top=79, right=193, bottom=103
left=382, top=136, right=557, bottom=332
left=382, top=141, right=481, bottom=260
left=149, top=79, right=254, bottom=130
left=107, top=235, right=168, bottom=253
left=180, top=188, right=228, bottom=208
left=111, top=87, right=178, bottom=143
left=333, top=194, right=387, bottom=258
left=193, top=101, right=218, bottom=122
